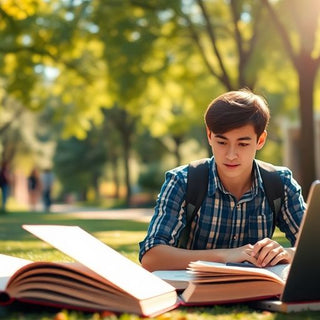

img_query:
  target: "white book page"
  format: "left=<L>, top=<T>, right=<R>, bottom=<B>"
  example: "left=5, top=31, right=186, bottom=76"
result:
left=23, top=225, right=175, bottom=300
left=263, top=263, right=290, bottom=281
left=0, top=254, right=31, bottom=290
left=153, top=270, right=194, bottom=282
left=189, top=261, right=290, bottom=283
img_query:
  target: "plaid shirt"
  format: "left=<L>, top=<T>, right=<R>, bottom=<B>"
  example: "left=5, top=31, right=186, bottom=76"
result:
left=139, top=157, right=306, bottom=262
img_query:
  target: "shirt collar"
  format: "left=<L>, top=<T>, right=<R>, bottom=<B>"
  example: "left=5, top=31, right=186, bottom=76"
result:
left=208, top=157, right=263, bottom=197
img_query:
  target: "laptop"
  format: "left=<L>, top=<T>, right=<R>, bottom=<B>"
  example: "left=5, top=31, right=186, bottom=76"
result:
left=252, top=180, right=320, bottom=312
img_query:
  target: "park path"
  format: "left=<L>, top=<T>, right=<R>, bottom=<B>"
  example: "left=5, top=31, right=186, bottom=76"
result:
left=50, top=204, right=154, bottom=223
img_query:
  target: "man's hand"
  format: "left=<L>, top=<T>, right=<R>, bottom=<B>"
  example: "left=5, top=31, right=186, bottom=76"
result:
left=251, top=238, right=295, bottom=267
left=224, top=244, right=258, bottom=265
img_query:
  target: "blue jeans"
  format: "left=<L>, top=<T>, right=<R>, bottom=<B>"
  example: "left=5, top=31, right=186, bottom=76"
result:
left=43, top=189, right=52, bottom=211
left=1, top=184, right=9, bottom=211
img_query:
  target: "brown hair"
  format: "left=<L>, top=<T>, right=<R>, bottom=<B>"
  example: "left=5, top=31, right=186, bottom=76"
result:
left=204, top=89, right=270, bottom=138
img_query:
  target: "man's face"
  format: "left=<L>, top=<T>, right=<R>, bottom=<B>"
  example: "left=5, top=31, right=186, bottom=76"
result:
left=207, top=124, right=266, bottom=180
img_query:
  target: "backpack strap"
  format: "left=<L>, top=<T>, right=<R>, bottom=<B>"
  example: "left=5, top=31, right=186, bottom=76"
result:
left=256, top=160, right=285, bottom=234
left=178, top=158, right=209, bottom=249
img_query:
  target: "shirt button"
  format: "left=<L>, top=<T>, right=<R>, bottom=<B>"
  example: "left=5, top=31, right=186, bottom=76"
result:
left=233, top=235, right=237, bottom=240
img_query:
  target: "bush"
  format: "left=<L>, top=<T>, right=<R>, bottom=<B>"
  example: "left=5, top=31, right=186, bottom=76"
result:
left=138, top=162, right=165, bottom=193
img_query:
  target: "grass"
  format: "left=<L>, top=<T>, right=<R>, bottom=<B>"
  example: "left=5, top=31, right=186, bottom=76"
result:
left=0, top=210, right=319, bottom=320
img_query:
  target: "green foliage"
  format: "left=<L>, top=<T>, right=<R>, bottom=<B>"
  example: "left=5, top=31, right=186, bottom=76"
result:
left=54, top=129, right=107, bottom=199
left=1, top=0, right=320, bottom=204
left=134, top=130, right=167, bottom=164
left=93, top=0, right=160, bottom=107
left=137, top=161, right=165, bottom=192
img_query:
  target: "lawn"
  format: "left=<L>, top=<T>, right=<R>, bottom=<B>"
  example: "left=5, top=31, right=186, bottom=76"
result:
left=0, top=210, right=318, bottom=320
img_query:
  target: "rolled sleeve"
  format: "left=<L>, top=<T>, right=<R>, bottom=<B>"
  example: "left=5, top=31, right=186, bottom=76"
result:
left=139, top=166, right=188, bottom=262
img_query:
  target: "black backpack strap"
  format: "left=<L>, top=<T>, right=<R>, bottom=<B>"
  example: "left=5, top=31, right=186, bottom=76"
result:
left=178, top=159, right=209, bottom=248
left=257, top=160, right=285, bottom=235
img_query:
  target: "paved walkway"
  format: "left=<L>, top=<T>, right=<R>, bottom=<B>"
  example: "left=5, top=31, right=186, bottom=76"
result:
left=50, top=204, right=154, bottom=223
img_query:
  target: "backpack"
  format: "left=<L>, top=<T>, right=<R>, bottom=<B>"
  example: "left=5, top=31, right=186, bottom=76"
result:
left=177, top=158, right=285, bottom=248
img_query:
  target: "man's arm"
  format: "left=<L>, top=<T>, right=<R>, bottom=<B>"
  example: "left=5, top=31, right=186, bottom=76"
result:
left=141, top=238, right=295, bottom=271
left=141, top=243, right=258, bottom=271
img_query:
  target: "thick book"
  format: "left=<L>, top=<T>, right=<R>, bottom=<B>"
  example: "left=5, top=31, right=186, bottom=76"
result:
left=154, top=261, right=290, bottom=305
left=0, top=225, right=178, bottom=317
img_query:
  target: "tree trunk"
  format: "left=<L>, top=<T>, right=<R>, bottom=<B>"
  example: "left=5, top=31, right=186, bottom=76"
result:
left=92, top=172, right=100, bottom=201
left=110, top=155, right=120, bottom=198
left=297, top=57, right=317, bottom=197
left=123, top=133, right=131, bottom=206
left=173, top=136, right=183, bottom=166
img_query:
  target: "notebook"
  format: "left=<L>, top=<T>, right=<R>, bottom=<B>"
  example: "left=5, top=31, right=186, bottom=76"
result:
left=251, top=180, right=320, bottom=312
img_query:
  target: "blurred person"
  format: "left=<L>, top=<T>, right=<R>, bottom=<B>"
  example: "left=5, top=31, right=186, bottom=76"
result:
left=27, top=167, right=42, bottom=211
left=41, top=168, right=54, bottom=212
left=0, top=161, right=13, bottom=213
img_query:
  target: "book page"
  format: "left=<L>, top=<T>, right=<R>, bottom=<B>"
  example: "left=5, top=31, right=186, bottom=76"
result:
left=262, top=263, right=290, bottom=281
left=0, top=254, right=31, bottom=291
left=153, top=270, right=194, bottom=290
left=153, top=270, right=194, bottom=282
left=181, top=279, right=283, bottom=304
left=22, top=225, right=176, bottom=301
left=188, top=261, right=289, bottom=284
left=7, top=261, right=120, bottom=293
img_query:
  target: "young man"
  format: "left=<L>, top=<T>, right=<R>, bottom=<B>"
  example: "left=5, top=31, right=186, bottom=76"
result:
left=139, top=90, right=306, bottom=271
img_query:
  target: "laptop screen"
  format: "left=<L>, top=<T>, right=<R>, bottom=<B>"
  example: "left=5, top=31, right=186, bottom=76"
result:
left=281, top=180, right=320, bottom=302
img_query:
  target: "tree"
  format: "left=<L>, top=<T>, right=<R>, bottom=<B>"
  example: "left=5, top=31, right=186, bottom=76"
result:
left=153, top=0, right=268, bottom=91
left=92, top=1, right=168, bottom=204
left=261, top=0, right=320, bottom=195
left=0, top=0, right=107, bottom=137
left=54, top=128, right=108, bottom=201
left=137, top=0, right=315, bottom=189
left=134, top=0, right=285, bottom=156
left=101, top=105, right=138, bottom=205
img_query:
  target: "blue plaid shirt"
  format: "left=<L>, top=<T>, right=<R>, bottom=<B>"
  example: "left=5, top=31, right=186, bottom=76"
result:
left=139, top=157, right=306, bottom=262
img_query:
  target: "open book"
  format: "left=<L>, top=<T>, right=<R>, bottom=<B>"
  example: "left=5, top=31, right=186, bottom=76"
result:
left=0, top=225, right=178, bottom=317
left=154, top=261, right=290, bottom=305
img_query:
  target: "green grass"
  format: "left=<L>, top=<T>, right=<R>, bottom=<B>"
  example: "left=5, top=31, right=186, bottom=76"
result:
left=0, top=210, right=318, bottom=320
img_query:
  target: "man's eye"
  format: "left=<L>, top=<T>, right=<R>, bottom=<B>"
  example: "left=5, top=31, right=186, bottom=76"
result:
left=239, top=143, right=249, bottom=147
left=217, top=141, right=226, bottom=145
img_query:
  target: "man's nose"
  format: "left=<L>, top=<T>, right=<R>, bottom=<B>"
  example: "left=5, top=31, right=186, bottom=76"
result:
left=226, top=146, right=238, bottom=160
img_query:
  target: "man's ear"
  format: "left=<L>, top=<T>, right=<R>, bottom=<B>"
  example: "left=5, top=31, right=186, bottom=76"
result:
left=257, top=130, right=267, bottom=150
